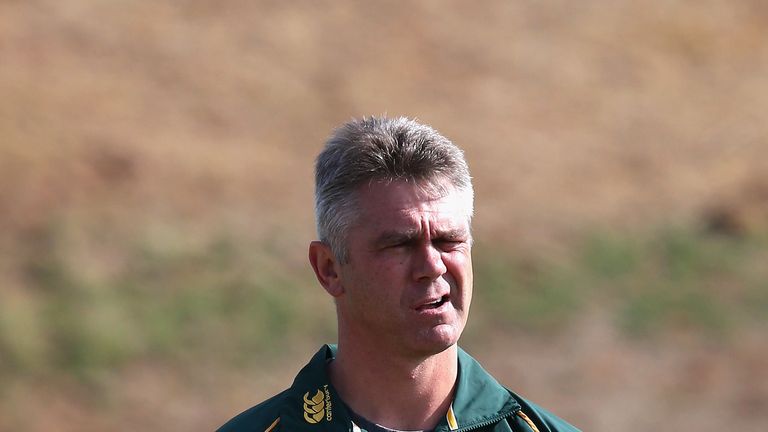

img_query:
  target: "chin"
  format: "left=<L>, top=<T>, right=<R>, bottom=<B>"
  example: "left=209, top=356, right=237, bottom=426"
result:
left=411, top=325, right=462, bottom=355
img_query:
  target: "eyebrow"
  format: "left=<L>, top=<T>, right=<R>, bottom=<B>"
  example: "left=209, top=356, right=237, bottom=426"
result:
left=374, top=227, right=470, bottom=248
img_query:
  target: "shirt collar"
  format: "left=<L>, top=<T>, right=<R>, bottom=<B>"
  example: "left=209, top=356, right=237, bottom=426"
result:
left=281, top=345, right=519, bottom=431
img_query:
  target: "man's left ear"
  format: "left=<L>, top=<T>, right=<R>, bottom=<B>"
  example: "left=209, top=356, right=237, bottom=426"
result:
left=308, top=241, right=344, bottom=297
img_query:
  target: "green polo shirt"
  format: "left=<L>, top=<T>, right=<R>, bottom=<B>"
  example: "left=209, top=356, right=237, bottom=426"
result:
left=218, top=345, right=580, bottom=432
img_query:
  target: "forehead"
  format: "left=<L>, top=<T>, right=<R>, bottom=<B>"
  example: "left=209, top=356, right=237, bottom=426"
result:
left=353, top=180, right=472, bottom=229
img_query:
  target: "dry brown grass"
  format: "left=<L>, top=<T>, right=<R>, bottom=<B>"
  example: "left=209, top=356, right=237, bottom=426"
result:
left=1, top=1, right=767, bottom=431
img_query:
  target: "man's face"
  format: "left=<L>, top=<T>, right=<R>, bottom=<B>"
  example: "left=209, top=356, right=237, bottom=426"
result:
left=335, top=180, right=473, bottom=358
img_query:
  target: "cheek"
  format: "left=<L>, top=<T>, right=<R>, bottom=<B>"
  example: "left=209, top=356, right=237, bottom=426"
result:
left=347, top=259, right=405, bottom=297
left=367, top=253, right=410, bottom=279
left=446, top=253, right=473, bottom=299
left=446, top=251, right=472, bottom=276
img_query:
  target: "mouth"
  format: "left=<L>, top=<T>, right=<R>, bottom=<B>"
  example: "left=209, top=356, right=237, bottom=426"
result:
left=416, top=295, right=450, bottom=311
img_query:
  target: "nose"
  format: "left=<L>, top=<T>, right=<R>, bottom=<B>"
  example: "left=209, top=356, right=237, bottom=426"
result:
left=412, top=242, right=448, bottom=282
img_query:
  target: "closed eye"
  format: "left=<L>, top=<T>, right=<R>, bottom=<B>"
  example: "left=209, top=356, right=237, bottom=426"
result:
left=434, top=238, right=467, bottom=251
left=380, top=236, right=419, bottom=250
left=374, top=230, right=470, bottom=251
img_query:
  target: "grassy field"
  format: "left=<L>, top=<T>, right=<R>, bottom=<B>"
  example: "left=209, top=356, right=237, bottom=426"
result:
left=1, top=220, right=766, bottom=430
left=5, top=222, right=767, bottom=380
left=1, top=1, right=768, bottom=431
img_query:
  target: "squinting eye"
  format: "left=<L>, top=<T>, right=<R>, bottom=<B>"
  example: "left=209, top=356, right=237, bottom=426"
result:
left=436, top=240, right=464, bottom=250
left=388, top=241, right=412, bottom=249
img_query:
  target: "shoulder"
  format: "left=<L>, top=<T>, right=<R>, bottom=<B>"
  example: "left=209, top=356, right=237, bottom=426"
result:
left=216, top=389, right=290, bottom=432
left=508, top=391, right=582, bottom=432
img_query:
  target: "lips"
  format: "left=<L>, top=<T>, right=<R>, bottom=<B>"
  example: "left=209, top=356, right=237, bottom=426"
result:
left=415, top=294, right=450, bottom=311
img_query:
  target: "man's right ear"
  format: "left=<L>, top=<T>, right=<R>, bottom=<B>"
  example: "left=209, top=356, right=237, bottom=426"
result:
left=308, top=241, right=344, bottom=297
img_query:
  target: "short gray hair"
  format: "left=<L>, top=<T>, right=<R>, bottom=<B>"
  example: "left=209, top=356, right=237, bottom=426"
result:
left=314, top=116, right=474, bottom=262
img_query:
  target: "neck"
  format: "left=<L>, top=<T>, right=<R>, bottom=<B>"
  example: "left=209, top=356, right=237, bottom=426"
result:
left=329, top=340, right=458, bottom=431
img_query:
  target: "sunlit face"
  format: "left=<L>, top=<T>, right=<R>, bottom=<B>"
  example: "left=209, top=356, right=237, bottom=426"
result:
left=335, top=180, right=473, bottom=358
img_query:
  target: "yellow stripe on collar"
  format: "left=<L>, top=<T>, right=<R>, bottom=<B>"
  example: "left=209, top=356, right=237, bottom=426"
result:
left=446, top=403, right=458, bottom=430
left=517, top=411, right=540, bottom=432
left=264, top=417, right=280, bottom=432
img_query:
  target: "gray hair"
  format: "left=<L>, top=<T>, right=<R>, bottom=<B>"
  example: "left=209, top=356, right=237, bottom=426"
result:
left=314, top=116, right=474, bottom=262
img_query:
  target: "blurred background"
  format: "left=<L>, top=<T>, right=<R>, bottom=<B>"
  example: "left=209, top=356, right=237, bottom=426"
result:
left=1, top=1, right=767, bottom=430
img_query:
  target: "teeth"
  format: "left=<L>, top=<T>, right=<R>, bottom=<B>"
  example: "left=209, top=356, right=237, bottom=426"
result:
left=418, top=296, right=447, bottom=310
left=429, top=297, right=446, bottom=306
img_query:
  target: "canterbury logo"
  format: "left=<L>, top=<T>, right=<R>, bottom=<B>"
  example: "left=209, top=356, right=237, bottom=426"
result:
left=303, top=386, right=332, bottom=424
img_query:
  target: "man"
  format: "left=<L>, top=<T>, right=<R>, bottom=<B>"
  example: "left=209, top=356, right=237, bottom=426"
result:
left=218, top=117, right=580, bottom=432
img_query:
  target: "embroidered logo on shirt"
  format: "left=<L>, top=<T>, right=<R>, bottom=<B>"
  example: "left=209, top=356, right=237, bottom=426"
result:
left=303, top=386, right=332, bottom=424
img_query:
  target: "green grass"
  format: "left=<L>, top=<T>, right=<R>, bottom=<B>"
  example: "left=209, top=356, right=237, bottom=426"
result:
left=0, top=221, right=766, bottom=383
left=0, top=222, right=336, bottom=381
left=472, top=255, right=584, bottom=333
left=473, top=226, right=768, bottom=337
